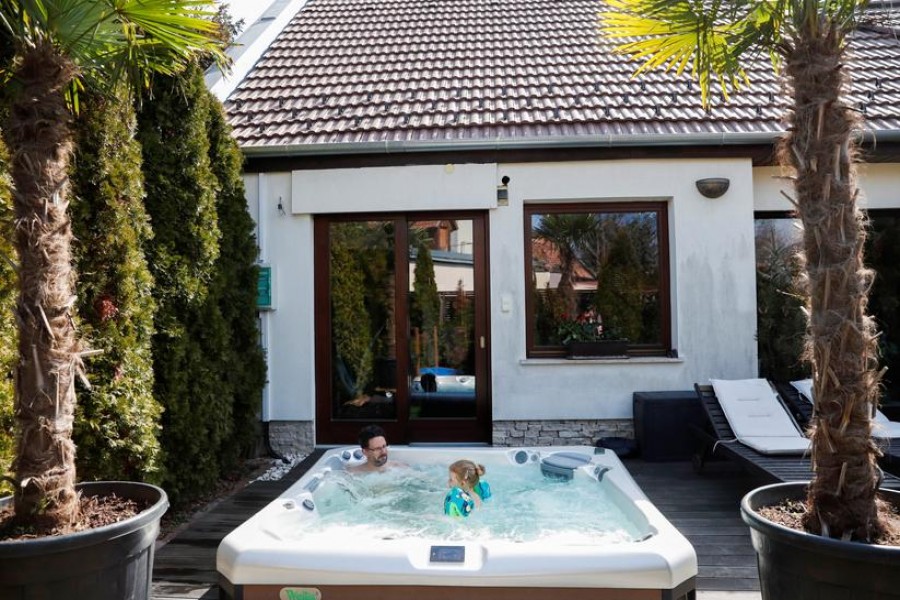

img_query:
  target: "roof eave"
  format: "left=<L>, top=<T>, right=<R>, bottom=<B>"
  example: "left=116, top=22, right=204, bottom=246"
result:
left=237, top=129, right=900, bottom=158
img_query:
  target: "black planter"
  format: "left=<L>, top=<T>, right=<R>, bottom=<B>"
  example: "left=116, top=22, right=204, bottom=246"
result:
left=566, top=340, right=628, bottom=359
left=741, top=482, right=900, bottom=599
left=0, top=481, right=168, bottom=600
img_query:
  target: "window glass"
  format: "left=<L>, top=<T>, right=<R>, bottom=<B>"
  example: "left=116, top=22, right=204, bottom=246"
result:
left=754, top=216, right=807, bottom=382
left=525, top=203, right=669, bottom=357
left=754, top=211, right=900, bottom=404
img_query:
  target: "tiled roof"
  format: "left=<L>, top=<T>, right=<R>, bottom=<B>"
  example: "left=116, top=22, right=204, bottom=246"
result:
left=222, top=0, right=900, bottom=152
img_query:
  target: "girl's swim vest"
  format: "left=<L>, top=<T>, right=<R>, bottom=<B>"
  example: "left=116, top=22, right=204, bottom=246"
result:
left=443, top=486, right=474, bottom=517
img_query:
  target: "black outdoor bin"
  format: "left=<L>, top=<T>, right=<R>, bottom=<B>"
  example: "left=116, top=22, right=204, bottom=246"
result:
left=633, top=391, right=705, bottom=461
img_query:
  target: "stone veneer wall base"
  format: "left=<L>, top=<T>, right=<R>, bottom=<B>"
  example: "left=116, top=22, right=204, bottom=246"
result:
left=267, top=419, right=632, bottom=453
left=268, top=420, right=315, bottom=456
left=492, top=419, right=633, bottom=447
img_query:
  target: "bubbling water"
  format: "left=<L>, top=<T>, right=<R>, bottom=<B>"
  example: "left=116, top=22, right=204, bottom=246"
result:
left=296, top=462, right=646, bottom=544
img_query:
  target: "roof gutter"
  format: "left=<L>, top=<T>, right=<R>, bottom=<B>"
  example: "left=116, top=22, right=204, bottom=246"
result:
left=239, top=129, right=900, bottom=158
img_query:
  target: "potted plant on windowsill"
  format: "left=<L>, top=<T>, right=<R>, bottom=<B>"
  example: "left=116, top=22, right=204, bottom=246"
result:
left=603, top=0, right=900, bottom=597
left=557, top=310, right=628, bottom=359
left=0, top=2, right=225, bottom=598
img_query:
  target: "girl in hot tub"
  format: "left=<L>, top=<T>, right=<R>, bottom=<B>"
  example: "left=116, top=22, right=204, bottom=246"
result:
left=444, top=460, right=492, bottom=517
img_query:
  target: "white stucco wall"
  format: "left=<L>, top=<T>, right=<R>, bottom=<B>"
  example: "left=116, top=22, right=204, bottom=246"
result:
left=491, top=159, right=758, bottom=419
left=754, top=163, right=900, bottom=211
left=250, top=158, right=763, bottom=423
left=245, top=172, right=316, bottom=421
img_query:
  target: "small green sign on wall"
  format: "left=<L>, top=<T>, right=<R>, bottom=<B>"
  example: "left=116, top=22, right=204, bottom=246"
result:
left=257, top=264, right=273, bottom=310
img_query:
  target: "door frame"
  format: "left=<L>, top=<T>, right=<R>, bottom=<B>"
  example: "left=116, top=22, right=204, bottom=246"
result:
left=313, top=211, right=491, bottom=445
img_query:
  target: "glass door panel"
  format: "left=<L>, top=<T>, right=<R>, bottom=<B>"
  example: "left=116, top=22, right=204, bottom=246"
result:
left=315, top=212, right=488, bottom=444
left=407, top=219, right=477, bottom=419
left=328, top=220, right=397, bottom=421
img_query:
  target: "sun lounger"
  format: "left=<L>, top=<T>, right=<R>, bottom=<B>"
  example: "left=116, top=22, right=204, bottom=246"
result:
left=690, top=382, right=900, bottom=491
left=779, top=379, right=900, bottom=476
left=710, top=378, right=809, bottom=455
left=788, top=379, right=900, bottom=439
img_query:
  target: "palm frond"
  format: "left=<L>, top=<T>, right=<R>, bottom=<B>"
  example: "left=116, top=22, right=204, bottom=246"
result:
left=1, top=0, right=226, bottom=102
left=600, top=0, right=787, bottom=108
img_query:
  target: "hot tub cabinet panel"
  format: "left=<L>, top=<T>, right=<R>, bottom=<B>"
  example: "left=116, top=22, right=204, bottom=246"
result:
left=217, top=446, right=697, bottom=600
left=219, top=579, right=698, bottom=600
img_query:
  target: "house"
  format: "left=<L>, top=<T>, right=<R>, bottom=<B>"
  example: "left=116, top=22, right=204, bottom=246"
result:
left=206, top=0, right=900, bottom=454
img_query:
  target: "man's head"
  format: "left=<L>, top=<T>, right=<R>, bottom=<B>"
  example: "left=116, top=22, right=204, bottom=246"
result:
left=358, top=424, right=389, bottom=468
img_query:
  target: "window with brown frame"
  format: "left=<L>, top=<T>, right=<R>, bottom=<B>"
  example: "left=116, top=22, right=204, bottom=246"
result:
left=524, top=202, right=671, bottom=358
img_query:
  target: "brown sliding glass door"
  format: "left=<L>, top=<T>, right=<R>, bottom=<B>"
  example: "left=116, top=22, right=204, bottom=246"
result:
left=314, top=212, right=490, bottom=445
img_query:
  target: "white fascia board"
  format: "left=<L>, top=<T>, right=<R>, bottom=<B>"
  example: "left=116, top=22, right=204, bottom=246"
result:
left=206, top=0, right=310, bottom=102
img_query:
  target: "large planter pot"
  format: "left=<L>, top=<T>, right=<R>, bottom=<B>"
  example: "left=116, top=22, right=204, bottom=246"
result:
left=565, top=340, right=628, bottom=359
left=0, top=481, right=168, bottom=600
left=741, top=482, right=900, bottom=599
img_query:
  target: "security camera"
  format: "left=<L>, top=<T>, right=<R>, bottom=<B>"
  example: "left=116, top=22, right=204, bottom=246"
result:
left=501, top=175, right=510, bottom=185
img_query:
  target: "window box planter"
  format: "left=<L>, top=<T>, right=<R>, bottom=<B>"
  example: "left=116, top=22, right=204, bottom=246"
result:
left=565, top=340, right=629, bottom=359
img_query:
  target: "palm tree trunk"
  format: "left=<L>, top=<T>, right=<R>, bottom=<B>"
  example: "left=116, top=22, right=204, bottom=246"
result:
left=783, top=27, right=882, bottom=541
left=5, top=42, right=81, bottom=532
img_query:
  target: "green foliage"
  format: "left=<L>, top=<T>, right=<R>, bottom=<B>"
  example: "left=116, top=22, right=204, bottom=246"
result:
left=593, top=230, right=643, bottom=342
left=0, top=135, right=15, bottom=497
left=330, top=225, right=373, bottom=399
left=411, top=241, right=441, bottom=367
left=205, top=98, right=266, bottom=465
left=867, top=215, right=900, bottom=403
left=137, top=65, right=232, bottom=507
left=440, top=281, right=472, bottom=371
left=69, top=89, right=162, bottom=483
left=533, top=282, right=567, bottom=345
left=755, top=221, right=808, bottom=383
left=0, top=0, right=226, bottom=109
left=602, top=0, right=867, bottom=109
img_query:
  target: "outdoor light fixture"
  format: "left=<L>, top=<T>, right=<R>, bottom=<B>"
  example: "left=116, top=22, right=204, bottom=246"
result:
left=497, top=175, right=510, bottom=206
left=695, top=177, right=730, bottom=199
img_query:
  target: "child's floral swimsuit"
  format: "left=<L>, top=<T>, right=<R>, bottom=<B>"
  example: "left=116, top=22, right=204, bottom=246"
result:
left=444, top=480, right=492, bottom=517
left=444, top=486, right=474, bottom=517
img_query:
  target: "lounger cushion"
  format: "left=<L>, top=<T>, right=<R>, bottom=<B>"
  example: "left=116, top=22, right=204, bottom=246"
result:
left=711, top=378, right=809, bottom=455
left=791, top=378, right=900, bottom=439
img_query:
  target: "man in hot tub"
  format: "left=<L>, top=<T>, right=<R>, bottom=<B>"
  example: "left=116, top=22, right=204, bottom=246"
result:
left=349, top=425, right=403, bottom=473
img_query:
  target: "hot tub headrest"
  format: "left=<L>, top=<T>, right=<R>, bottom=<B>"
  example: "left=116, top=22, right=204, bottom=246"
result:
left=540, top=452, right=592, bottom=480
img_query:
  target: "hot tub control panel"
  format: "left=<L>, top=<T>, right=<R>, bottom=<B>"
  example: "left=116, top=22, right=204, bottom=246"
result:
left=429, top=545, right=466, bottom=563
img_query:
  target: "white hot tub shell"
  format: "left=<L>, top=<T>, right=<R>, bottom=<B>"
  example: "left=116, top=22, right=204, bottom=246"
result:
left=217, top=445, right=698, bottom=600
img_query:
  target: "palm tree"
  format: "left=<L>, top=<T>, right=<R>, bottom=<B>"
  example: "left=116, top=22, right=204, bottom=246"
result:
left=0, top=0, right=224, bottom=534
left=533, top=213, right=597, bottom=317
left=602, top=0, right=881, bottom=540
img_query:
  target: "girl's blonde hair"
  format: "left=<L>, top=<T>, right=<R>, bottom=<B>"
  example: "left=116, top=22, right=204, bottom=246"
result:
left=449, top=459, right=486, bottom=490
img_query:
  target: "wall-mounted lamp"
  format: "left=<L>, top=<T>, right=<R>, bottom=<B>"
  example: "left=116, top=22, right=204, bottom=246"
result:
left=695, top=177, right=730, bottom=199
left=497, top=175, right=510, bottom=207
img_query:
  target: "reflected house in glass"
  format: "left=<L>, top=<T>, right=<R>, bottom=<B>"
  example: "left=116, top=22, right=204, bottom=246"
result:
left=206, top=0, right=900, bottom=452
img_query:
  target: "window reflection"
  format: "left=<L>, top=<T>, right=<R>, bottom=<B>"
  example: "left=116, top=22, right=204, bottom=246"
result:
left=526, top=205, right=668, bottom=356
left=408, top=219, right=476, bottom=418
left=329, top=220, right=397, bottom=420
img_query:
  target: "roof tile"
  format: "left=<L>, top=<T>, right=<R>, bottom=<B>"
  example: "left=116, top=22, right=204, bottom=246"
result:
left=223, top=0, right=900, bottom=149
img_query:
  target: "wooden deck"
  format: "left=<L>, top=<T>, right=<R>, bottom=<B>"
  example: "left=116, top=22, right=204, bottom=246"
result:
left=152, top=451, right=762, bottom=600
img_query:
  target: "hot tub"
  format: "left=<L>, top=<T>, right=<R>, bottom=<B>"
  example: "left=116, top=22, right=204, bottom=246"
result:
left=217, top=445, right=697, bottom=600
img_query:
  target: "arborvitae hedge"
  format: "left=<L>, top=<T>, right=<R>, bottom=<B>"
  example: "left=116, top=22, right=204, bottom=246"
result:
left=205, top=99, right=266, bottom=466
left=330, top=225, right=373, bottom=400
left=0, top=135, right=15, bottom=496
left=69, top=91, right=162, bottom=483
left=138, top=65, right=232, bottom=507
left=412, top=241, right=440, bottom=367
